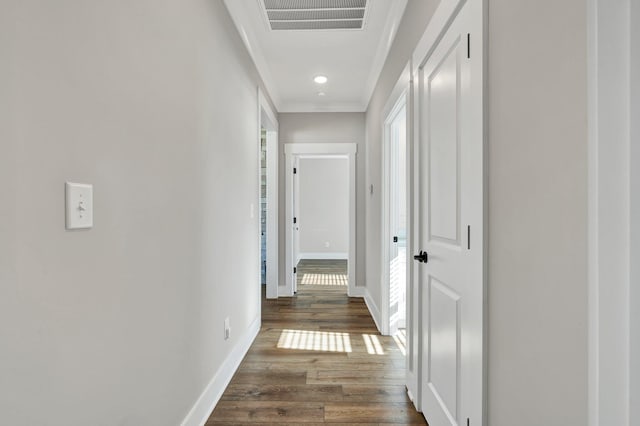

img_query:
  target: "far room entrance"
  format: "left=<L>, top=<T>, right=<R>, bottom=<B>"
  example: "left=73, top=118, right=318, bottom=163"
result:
left=284, top=143, right=357, bottom=298
left=295, top=156, right=349, bottom=295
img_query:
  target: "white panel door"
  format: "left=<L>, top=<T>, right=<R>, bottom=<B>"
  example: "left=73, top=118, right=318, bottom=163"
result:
left=417, top=2, right=483, bottom=425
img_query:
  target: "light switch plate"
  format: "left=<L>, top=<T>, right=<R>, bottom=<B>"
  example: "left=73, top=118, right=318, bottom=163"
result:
left=65, top=182, right=93, bottom=230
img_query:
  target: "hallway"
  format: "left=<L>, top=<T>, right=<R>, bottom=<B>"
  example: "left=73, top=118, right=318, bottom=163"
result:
left=206, top=285, right=425, bottom=424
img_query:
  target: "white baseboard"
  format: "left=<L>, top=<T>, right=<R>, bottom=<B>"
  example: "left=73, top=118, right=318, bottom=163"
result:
left=297, top=252, right=348, bottom=260
left=348, top=286, right=381, bottom=334
left=364, top=288, right=382, bottom=334
left=180, top=315, right=260, bottom=426
left=349, top=285, right=366, bottom=298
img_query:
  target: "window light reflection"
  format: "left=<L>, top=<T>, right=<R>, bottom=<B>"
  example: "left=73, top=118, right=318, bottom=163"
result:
left=393, top=329, right=407, bottom=356
left=277, top=329, right=352, bottom=353
left=362, top=334, right=385, bottom=355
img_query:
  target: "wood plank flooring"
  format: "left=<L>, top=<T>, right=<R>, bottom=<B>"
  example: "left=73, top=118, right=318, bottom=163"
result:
left=296, top=259, right=348, bottom=289
left=205, top=281, right=427, bottom=425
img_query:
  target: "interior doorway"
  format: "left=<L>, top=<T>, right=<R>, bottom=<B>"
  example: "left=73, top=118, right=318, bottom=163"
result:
left=258, top=89, right=279, bottom=299
left=284, top=143, right=358, bottom=297
left=294, top=157, right=350, bottom=295
left=382, top=93, right=408, bottom=336
left=260, top=128, right=267, bottom=285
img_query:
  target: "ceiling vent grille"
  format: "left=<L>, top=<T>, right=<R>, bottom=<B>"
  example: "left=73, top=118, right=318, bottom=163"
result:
left=262, top=0, right=367, bottom=31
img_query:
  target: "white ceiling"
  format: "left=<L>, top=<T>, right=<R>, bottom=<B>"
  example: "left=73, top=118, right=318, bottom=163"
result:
left=224, top=0, right=408, bottom=112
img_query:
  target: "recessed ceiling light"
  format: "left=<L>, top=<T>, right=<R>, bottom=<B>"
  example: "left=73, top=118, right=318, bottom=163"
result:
left=314, top=75, right=328, bottom=84
left=317, top=92, right=326, bottom=96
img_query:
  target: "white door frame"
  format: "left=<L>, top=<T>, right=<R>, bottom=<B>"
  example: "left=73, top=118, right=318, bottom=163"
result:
left=284, top=143, right=357, bottom=297
left=380, top=63, right=420, bottom=406
left=587, top=1, right=637, bottom=424
left=410, top=0, right=486, bottom=420
left=258, top=89, right=279, bottom=299
left=381, top=82, right=410, bottom=337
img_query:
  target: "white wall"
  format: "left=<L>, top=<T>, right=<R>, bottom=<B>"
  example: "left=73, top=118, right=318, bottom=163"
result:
left=0, top=1, right=271, bottom=424
left=298, top=158, right=349, bottom=257
left=364, top=0, right=440, bottom=311
left=278, top=113, right=366, bottom=286
left=363, top=0, right=440, bottom=402
left=631, top=1, right=640, bottom=421
left=366, top=0, right=589, bottom=424
left=488, top=0, right=588, bottom=424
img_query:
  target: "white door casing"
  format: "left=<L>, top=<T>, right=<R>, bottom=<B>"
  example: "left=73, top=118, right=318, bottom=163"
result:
left=292, top=156, right=299, bottom=293
left=414, top=0, right=484, bottom=424
left=587, top=1, right=636, bottom=424
left=382, top=92, right=409, bottom=336
left=258, top=89, right=279, bottom=299
left=284, top=143, right=358, bottom=297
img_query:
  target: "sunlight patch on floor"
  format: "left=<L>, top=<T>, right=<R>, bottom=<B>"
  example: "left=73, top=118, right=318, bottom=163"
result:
left=300, top=273, right=348, bottom=286
left=393, top=329, right=407, bottom=356
left=277, top=329, right=352, bottom=352
left=362, top=334, right=385, bottom=355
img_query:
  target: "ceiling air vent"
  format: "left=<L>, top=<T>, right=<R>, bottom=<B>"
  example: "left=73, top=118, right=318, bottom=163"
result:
left=262, top=0, right=368, bottom=31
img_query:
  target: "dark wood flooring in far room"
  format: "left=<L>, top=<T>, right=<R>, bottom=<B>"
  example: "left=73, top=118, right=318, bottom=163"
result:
left=205, top=282, right=426, bottom=425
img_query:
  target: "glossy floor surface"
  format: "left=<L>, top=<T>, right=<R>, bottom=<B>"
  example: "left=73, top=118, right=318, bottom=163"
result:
left=296, top=259, right=349, bottom=289
left=206, top=275, right=426, bottom=424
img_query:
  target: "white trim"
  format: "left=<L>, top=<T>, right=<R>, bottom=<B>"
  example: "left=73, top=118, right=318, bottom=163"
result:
left=259, top=89, right=278, bottom=130
left=381, top=67, right=410, bottom=337
left=411, top=0, right=467, bottom=78
left=284, top=143, right=357, bottom=155
left=278, top=102, right=368, bottom=113
left=587, top=1, right=632, bottom=425
left=298, top=252, right=348, bottom=260
left=258, top=88, right=280, bottom=299
left=224, top=1, right=282, bottom=110
left=180, top=315, right=260, bottom=426
left=631, top=1, right=639, bottom=421
left=284, top=143, right=358, bottom=298
left=347, top=287, right=381, bottom=334
left=224, top=0, right=407, bottom=113
left=406, top=69, right=420, bottom=412
left=361, top=0, right=409, bottom=109
left=349, top=285, right=366, bottom=298
left=364, top=287, right=382, bottom=334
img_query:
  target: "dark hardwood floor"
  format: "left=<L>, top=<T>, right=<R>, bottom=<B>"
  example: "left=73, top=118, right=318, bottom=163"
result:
left=205, top=276, right=426, bottom=425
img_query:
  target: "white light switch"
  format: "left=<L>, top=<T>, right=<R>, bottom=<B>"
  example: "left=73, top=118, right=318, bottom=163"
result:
left=65, top=182, right=93, bottom=230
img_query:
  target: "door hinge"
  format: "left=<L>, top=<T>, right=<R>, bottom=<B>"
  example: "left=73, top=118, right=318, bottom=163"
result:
left=393, top=236, right=398, bottom=243
left=293, top=167, right=297, bottom=174
left=293, top=217, right=297, bottom=224
left=293, top=267, right=297, bottom=274
left=467, top=33, right=471, bottom=59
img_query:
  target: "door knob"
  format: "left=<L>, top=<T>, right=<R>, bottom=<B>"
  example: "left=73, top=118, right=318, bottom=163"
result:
left=413, top=250, right=429, bottom=263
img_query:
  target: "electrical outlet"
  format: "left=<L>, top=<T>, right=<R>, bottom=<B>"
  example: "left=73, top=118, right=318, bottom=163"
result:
left=224, top=317, right=230, bottom=340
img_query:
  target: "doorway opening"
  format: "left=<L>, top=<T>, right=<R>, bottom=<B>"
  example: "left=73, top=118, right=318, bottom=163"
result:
left=258, top=89, right=278, bottom=299
left=382, top=93, right=408, bottom=336
left=295, top=157, right=349, bottom=295
left=284, top=143, right=358, bottom=297
left=260, top=128, right=267, bottom=285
